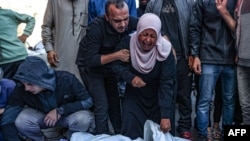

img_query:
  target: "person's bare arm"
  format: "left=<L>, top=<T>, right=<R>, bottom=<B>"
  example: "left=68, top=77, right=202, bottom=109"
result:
left=215, top=0, right=236, bottom=31
left=100, top=49, right=130, bottom=65
left=18, top=34, right=28, bottom=43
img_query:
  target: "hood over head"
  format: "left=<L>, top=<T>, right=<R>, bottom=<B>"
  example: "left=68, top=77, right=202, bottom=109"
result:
left=14, top=56, right=56, bottom=91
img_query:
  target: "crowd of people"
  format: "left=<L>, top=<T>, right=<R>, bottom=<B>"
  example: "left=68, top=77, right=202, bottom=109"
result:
left=0, top=0, right=249, bottom=141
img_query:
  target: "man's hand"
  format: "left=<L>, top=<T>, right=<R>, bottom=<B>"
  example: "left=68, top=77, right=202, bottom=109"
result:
left=18, top=34, right=28, bottom=43
left=188, top=56, right=194, bottom=70
left=47, top=51, right=59, bottom=67
left=116, top=49, right=130, bottom=62
left=215, top=0, right=228, bottom=12
left=192, top=57, right=202, bottom=75
left=0, top=108, right=5, bottom=115
left=131, top=76, right=146, bottom=88
left=44, top=109, right=59, bottom=127
left=160, top=118, right=171, bottom=133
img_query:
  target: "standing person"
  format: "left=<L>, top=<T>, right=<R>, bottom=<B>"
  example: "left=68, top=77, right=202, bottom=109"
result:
left=76, top=0, right=138, bottom=135
left=111, top=13, right=176, bottom=139
left=145, top=0, right=196, bottom=139
left=216, top=0, right=250, bottom=125
left=189, top=0, right=237, bottom=140
left=88, top=0, right=137, bottom=24
left=0, top=7, right=35, bottom=79
left=42, top=0, right=88, bottom=83
left=136, top=0, right=150, bottom=17
left=0, top=56, right=95, bottom=141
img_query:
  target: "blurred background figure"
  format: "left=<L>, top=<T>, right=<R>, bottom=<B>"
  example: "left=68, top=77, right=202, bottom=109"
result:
left=88, top=0, right=137, bottom=24
left=136, top=0, right=149, bottom=17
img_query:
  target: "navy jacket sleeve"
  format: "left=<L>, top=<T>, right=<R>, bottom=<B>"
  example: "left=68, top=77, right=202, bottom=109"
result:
left=111, top=36, right=136, bottom=85
left=158, top=52, right=176, bottom=118
left=57, top=72, right=93, bottom=115
left=188, top=0, right=203, bottom=56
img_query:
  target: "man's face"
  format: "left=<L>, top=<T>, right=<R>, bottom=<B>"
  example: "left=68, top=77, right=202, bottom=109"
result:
left=105, top=3, right=129, bottom=33
left=22, top=82, right=45, bottom=94
left=139, top=0, right=149, bottom=6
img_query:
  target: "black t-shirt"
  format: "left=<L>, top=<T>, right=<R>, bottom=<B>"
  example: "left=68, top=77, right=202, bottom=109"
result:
left=160, top=0, right=183, bottom=57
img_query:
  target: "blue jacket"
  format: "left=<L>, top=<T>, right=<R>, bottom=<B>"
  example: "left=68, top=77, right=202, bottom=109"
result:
left=0, top=79, right=16, bottom=108
left=88, top=0, right=137, bottom=24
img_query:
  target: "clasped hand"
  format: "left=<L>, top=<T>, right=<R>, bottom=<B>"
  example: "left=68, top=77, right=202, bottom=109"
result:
left=132, top=76, right=146, bottom=88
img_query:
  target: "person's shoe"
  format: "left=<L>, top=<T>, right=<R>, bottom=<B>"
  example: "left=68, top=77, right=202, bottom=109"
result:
left=180, top=131, right=193, bottom=140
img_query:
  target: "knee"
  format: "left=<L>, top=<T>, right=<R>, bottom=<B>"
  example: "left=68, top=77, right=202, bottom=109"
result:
left=15, top=112, right=29, bottom=130
left=68, top=111, right=94, bottom=131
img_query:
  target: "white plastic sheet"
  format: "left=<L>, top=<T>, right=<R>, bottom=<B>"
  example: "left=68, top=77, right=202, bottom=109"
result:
left=70, top=132, right=143, bottom=141
left=144, top=120, right=190, bottom=141
left=70, top=120, right=190, bottom=141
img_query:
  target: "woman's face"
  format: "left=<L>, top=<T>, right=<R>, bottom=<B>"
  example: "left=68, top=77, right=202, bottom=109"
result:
left=138, top=28, right=157, bottom=51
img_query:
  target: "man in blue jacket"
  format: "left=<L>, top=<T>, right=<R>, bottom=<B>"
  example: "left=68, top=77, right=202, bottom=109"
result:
left=0, top=56, right=94, bottom=141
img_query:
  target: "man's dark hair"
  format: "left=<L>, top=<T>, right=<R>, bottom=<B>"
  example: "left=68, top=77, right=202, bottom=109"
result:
left=105, top=0, right=126, bottom=15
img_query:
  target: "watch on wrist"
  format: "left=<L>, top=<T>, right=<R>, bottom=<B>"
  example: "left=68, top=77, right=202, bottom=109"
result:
left=57, top=107, right=64, bottom=115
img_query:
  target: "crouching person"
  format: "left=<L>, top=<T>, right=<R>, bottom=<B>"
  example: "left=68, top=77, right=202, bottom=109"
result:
left=0, top=56, right=95, bottom=141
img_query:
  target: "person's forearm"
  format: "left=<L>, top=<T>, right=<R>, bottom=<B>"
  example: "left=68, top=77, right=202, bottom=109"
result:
left=100, top=52, right=118, bottom=65
left=218, top=8, right=236, bottom=32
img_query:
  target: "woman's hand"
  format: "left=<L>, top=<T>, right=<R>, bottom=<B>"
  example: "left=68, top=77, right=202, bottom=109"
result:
left=132, top=76, right=146, bottom=88
left=160, top=118, right=171, bottom=133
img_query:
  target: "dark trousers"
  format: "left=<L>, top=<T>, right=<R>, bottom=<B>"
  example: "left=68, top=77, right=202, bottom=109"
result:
left=0, top=60, right=24, bottom=79
left=78, top=67, right=121, bottom=134
left=176, top=57, right=193, bottom=133
left=0, top=123, right=21, bottom=141
left=213, top=78, right=223, bottom=123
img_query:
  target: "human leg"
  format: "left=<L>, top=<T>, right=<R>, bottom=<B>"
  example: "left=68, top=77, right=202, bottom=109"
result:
left=78, top=66, right=90, bottom=91
left=0, top=60, right=24, bottom=79
left=237, top=65, right=250, bottom=124
left=221, top=65, right=236, bottom=126
left=196, top=64, right=219, bottom=137
left=234, top=88, right=243, bottom=125
left=105, top=74, right=121, bottom=134
left=176, top=58, right=193, bottom=139
left=15, top=107, right=46, bottom=141
left=57, top=110, right=95, bottom=138
left=213, top=77, right=223, bottom=139
left=87, top=73, right=110, bottom=134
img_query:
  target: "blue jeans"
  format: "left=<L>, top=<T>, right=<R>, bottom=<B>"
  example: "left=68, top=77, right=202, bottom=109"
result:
left=197, top=64, right=236, bottom=136
left=237, top=65, right=250, bottom=124
left=15, top=108, right=95, bottom=141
